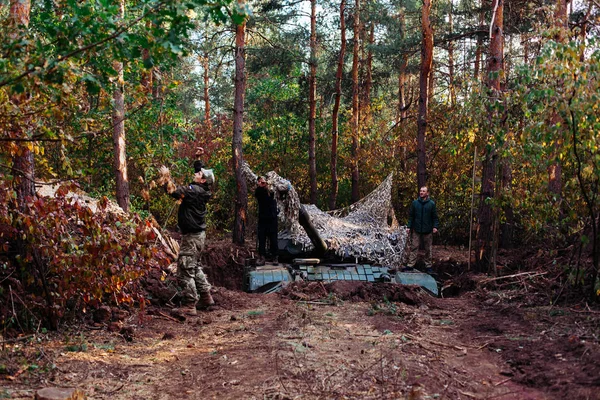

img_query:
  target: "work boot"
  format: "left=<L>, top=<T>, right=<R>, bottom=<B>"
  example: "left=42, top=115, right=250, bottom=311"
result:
left=171, top=305, right=197, bottom=318
left=197, top=291, right=215, bottom=310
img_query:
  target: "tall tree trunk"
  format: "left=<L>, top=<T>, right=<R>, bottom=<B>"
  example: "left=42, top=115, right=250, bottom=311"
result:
left=474, top=0, right=484, bottom=80
left=397, top=55, right=409, bottom=123
left=203, top=51, right=212, bottom=130
left=9, top=0, right=34, bottom=207
left=417, top=0, right=433, bottom=190
left=428, top=59, right=435, bottom=105
left=397, top=10, right=409, bottom=124
left=350, top=0, right=361, bottom=202
left=475, top=0, right=504, bottom=273
left=362, top=22, right=374, bottom=127
left=548, top=0, right=568, bottom=202
left=329, top=0, right=346, bottom=210
left=232, top=7, right=248, bottom=245
left=308, top=0, right=318, bottom=205
left=522, top=33, right=529, bottom=65
left=448, top=1, right=456, bottom=107
left=112, top=0, right=130, bottom=212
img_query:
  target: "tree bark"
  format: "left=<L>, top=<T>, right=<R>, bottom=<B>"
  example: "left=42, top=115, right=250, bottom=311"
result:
left=548, top=0, right=568, bottom=201
left=448, top=2, right=456, bottom=107
left=474, top=0, right=484, bottom=80
left=397, top=55, right=409, bottom=123
left=362, top=22, right=374, bottom=127
left=350, top=0, right=361, bottom=203
left=10, top=0, right=35, bottom=207
left=475, top=0, right=504, bottom=272
left=396, top=10, right=409, bottom=124
left=112, top=0, right=130, bottom=212
left=417, top=0, right=433, bottom=190
left=308, top=0, right=318, bottom=205
left=232, top=8, right=248, bottom=245
left=329, top=0, right=346, bottom=210
left=203, top=51, right=212, bottom=130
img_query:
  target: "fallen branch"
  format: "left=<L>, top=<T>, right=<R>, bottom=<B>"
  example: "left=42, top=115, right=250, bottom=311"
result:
left=403, top=333, right=468, bottom=352
left=156, top=311, right=181, bottom=322
left=480, top=271, right=548, bottom=284
left=296, top=300, right=336, bottom=305
left=0, top=335, right=33, bottom=345
left=568, top=307, right=600, bottom=315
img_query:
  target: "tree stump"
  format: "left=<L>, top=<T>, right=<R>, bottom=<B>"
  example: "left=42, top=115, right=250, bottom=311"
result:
left=35, top=387, right=85, bottom=400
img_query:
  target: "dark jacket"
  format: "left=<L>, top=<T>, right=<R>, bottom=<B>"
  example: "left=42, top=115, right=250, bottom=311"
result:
left=171, top=182, right=211, bottom=234
left=255, top=186, right=278, bottom=220
left=408, top=197, right=439, bottom=234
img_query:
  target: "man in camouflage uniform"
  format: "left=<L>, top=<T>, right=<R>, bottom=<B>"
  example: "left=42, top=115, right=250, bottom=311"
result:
left=166, top=165, right=215, bottom=316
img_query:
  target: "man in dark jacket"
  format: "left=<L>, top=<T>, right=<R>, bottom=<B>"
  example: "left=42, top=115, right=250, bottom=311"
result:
left=406, top=186, right=439, bottom=273
left=255, top=176, right=279, bottom=264
left=165, top=168, right=214, bottom=316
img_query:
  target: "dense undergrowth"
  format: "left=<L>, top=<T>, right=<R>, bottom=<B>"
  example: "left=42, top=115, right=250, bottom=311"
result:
left=0, top=179, right=171, bottom=335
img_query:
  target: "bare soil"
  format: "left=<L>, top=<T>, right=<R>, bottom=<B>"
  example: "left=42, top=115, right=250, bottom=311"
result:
left=1, top=243, right=599, bottom=400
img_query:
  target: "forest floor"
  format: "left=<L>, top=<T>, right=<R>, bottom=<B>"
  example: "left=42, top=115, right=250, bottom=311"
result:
left=1, top=243, right=599, bottom=400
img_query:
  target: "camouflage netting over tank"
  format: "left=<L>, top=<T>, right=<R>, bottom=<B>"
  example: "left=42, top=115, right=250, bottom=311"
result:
left=243, top=163, right=408, bottom=267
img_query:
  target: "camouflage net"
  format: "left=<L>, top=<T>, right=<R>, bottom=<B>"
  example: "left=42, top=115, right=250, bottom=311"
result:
left=243, top=163, right=408, bottom=267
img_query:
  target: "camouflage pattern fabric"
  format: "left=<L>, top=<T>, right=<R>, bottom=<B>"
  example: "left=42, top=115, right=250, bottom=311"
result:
left=177, top=231, right=211, bottom=305
left=406, top=231, right=433, bottom=269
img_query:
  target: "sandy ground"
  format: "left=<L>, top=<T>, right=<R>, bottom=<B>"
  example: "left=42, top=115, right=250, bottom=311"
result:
left=1, top=244, right=599, bottom=400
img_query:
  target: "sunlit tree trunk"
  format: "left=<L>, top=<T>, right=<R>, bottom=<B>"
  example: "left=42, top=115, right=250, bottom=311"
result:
left=474, top=0, right=484, bottom=80
left=579, top=1, right=592, bottom=61
left=308, top=0, right=318, bottom=204
left=362, top=22, right=374, bottom=128
left=329, top=0, right=346, bottom=210
left=232, top=5, right=248, bottom=245
left=350, top=0, right=361, bottom=202
left=428, top=59, right=435, bottom=105
left=396, top=10, right=409, bottom=124
left=417, top=0, right=433, bottom=190
left=448, top=1, right=456, bottom=107
left=112, top=0, right=130, bottom=212
left=202, top=51, right=212, bottom=130
left=548, top=0, right=568, bottom=201
left=475, top=0, right=503, bottom=273
left=397, top=56, right=409, bottom=123
left=9, top=0, right=34, bottom=207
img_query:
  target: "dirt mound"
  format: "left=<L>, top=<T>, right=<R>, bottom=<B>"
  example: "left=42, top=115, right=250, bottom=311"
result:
left=280, top=280, right=427, bottom=305
left=143, top=239, right=252, bottom=307
left=202, top=239, right=251, bottom=290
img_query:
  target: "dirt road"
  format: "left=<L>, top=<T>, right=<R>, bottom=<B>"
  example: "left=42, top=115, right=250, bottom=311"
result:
left=2, top=280, right=598, bottom=400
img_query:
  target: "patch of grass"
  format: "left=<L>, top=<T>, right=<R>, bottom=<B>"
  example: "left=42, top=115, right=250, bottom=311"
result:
left=367, top=297, right=398, bottom=316
left=93, top=343, right=115, bottom=351
left=64, top=343, right=88, bottom=352
left=247, top=310, right=264, bottom=317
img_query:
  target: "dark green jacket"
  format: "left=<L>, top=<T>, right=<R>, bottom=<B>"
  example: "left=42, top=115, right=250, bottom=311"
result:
left=408, top=197, right=439, bottom=234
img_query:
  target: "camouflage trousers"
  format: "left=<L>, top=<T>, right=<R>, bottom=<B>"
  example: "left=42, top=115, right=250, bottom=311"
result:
left=177, top=231, right=212, bottom=306
left=406, top=231, right=433, bottom=269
